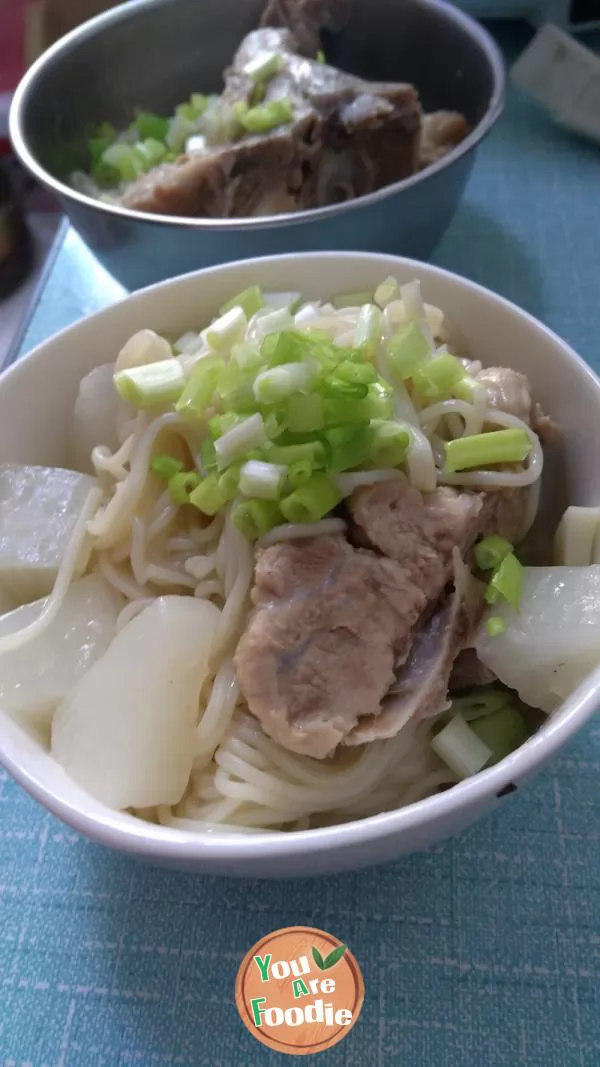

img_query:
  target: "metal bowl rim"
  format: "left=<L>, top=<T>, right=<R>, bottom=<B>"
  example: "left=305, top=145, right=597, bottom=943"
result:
left=9, top=0, right=506, bottom=231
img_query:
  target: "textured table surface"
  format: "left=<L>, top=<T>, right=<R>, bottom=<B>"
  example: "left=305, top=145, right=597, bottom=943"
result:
left=2, top=22, right=600, bottom=1067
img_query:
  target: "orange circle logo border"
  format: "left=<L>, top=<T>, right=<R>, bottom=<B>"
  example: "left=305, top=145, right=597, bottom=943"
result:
left=235, top=926, right=365, bottom=1055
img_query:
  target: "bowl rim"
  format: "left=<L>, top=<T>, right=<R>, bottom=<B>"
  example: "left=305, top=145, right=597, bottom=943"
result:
left=0, top=248, right=599, bottom=864
left=9, top=0, right=506, bottom=232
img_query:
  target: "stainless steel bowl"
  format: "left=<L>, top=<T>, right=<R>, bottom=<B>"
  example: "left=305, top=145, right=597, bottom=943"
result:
left=10, top=0, right=505, bottom=290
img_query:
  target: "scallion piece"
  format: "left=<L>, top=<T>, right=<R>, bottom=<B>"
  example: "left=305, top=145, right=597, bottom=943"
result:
left=239, top=460, right=287, bottom=500
left=431, top=714, right=492, bottom=779
left=470, top=704, right=529, bottom=764
left=485, top=552, right=523, bottom=611
left=316, top=49, right=326, bottom=63
left=189, top=474, right=227, bottom=516
left=324, top=425, right=373, bottom=473
left=444, top=429, right=532, bottom=473
left=241, top=97, right=294, bottom=133
left=323, top=375, right=368, bottom=400
left=199, top=438, right=218, bottom=473
left=280, top=474, right=342, bottom=524
left=485, top=616, right=507, bottom=638
left=286, top=393, right=325, bottom=432
left=353, top=304, right=381, bottom=357
left=209, top=412, right=245, bottom=439
left=231, top=341, right=264, bottom=371
left=101, top=143, right=144, bottom=182
left=374, top=276, right=400, bottom=309
left=413, top=352, right=465, bottom=401
left=114, top=360, right=185, bottom=409
left=133, top=111, right=170, bottom=142
left=218, top=464, right=242, bottom=502
left=335, top=360, right=377, bottom=386
left=386, top=323, right=431, bottom=379
left=254, top=362, right=316, bottom=405
left=232, top=498, right=283, bottom=540
left=205, top=306, right=247, bottom=353
left=365, top=382, right=394, bottom=421
left=151, top=454, right=183, bottom=481
left=287, top=458, right=314, bottom=489
left=168, top=471, right=201, bottom=504
left=475, top=535, right=514, bottom=572
left=214, top=413, right=267, bottom=468
left=323, top=397, right=371, bottom=427
left=267, top=441, right=325, bottom=468
left=175, top=356, right=224, bottom=420
left=370, top=421, right=411, bottom=468
left=332, top=290, right=373, bottom=309
left=243, top=49, right=283, bottom=82
left=219, top=285, right=264, bottom=319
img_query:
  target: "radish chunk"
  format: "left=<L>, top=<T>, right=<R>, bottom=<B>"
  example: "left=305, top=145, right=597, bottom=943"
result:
left=51, top=596, right=220, bottom=808
left=0, top=574, right=122, bottom=727
left=0, top=464, right=97, bottom=604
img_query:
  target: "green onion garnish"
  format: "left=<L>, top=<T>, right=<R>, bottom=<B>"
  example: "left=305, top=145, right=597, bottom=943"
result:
left=485, top=616, right=507, bottom=638
left=280, top=474, right=342, bottom=524
left=369, top=420, right=411, bottom=468
left=189, top=474, right=227, bottom=516
left=168, top=471, right=201, bottom=504
left=444, top=429, right=532, bottom=473
left=386, top=323, right=430, bottom=379
left=114, top=360, right=185, bottom=409
left=412, top=352, right=465, bottom=401
left=470, top=704, right=529, bottom=764
left=175, top=357, right=224, bottom=421
left=431, top=714, right=492, bottom=779
left=243, top=50, right=284, bottom=83
left=219, top=285, right=264, bottom=320
left=324, top=424, right=373, bottom=473
left=485, top=552, right=523, bottom=611
left=231, top=498, right=283, bottom=540
left=151, top=454, right=184, bottom=481
left=332, top=290, right=373, bottom=309
left=475, top=535, right=513, bottom=572
left=241, top=97, right=294, bottom=133
left=239, top=460, right=287, bottom=500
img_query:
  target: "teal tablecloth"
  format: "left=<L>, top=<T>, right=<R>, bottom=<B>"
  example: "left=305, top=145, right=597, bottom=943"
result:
left=2, top=22, right=600, bottom=1067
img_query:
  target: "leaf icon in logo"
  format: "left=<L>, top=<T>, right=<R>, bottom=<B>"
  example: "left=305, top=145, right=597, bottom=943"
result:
left=322, top=944, right=347, bottom=970
left=311, top=946, right=326, bottom=970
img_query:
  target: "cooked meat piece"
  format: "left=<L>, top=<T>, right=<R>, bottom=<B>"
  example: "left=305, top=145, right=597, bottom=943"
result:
left=419, top=110, right=469, bottom=168
left=474, top=366, right=559, bottom=444
left=346, top=552, right=482, bottom=744
left=235, top=535, right=430, bottom=758
left=349, top=476, right=485, bottom=593
left=260, top=0, right=352, bottom=55
left=121, top=28, right=421, bottom=218
left=449, top=647, right=497, bottom=691
left=350, top=476, right=529, bottom=565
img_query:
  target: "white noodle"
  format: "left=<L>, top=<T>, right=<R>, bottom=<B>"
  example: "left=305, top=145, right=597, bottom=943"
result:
left=259, top=518, right=347, bottom=546
left=333, top=471, right=402, bottom=496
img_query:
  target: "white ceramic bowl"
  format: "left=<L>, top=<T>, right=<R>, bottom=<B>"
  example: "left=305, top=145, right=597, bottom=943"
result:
left=1, top=252, right=599, bottom=878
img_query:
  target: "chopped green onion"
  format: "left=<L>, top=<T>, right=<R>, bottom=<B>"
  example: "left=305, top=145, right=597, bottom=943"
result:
left=287, top=458, right=314, bottom=489
left=114, top=360, right=185, bottom=409
left=151, top=454, right=183, bottom=481
left=168, top=471, right=201, bottom=504
left=353, top=305, right=381, bottom=357
left=254, top=362, right=316, bottom=405
left=413, top=352, right=465, bottom=401
left=475, top=535, right=514, bottom=572
left=485, top=552, right=523, bottom=611
left=243, top=49, right=283, bottom=82
left=209, top=412, right=245, bottom=439
left=374, top=276, right=400, bottom=309
left=101, top=143, right=144, bottom=182
left=332, top=290, right=373, bottom=309
left=316, top=49, right=326, bottom=63
left=166, top=113, right=195, bottom=152
left=369, top=420, right=411, bottom=468
left=175, top=356, right=224, bottom=420
left=232, top=498, right=283, bottom=540
left=241, top=97, right=294, bottom=133
left=286, top=392, right=325, bottom=432
left=267, top=441, right=325, bottom=468
left=231, top=341, right=264, bottom=371
left=216, top=362, right=257, bottom=412
left=214, top=413, right=267, bottom=468
left=132, top=112, right=169, bottom=142
left=240, top=460, right=287, bottom=500
left=431, top=714, right=492, bottom=779
left=280, top=474, right=342, bottom=524
left=89, top=134, right=115, bottom=168
left=470, top=704, right=529, bottom=764
left=206, top=306, right=247, bottom=352
left=485, top=615, right=507, bottom=638
left=190, top=93, right=208, bottom=116
left=324, top=425, right=373, bottom=473
left=91, top=160, right=120, bottom=187
left=365, top=382, right=394, bottom=421
left=453, top=377, right=476, bottom=403
left=189, top=474, right=227, bottom=516
left=444, top=429, right=532, bottom=473
left=322, top=374, right=368, bottom=400
left=199, top=438, right=218, bottom=473
left=218, top=464, right=242, bottom=502
left=219, top=285, right=264, bottom=319
left=323, top=397, right=371, bottom=427
left=386, top=323, right=431, bottom=379
left=263, top=407, right=289, bottom=440
left=335, top=360, right=377, bottom=386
